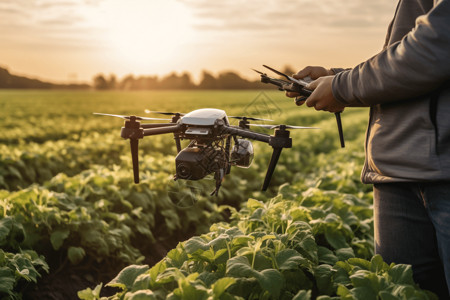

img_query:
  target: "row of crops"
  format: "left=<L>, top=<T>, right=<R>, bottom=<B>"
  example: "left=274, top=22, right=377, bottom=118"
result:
left=0, top=90, right=437, bottom=299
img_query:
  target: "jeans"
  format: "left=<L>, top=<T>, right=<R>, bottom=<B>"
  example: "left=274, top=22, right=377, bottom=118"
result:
left=373, top=182, right=450, bottom=299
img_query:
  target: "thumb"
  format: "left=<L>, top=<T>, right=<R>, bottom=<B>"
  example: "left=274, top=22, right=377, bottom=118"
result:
left=306, top=79, right=320, bottom=90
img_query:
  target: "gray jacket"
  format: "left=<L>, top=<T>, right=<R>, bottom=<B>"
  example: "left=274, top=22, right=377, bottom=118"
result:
left=332, top=0, right=450, bottom=184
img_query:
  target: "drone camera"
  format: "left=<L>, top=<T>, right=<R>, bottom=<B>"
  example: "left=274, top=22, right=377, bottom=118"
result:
left=231, top=139, right=254, bottom=168
left=175, top=147, right=227, bottom=180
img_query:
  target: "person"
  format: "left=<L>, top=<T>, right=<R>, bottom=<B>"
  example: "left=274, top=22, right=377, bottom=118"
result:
left=286, top=0, right=450, bottom=298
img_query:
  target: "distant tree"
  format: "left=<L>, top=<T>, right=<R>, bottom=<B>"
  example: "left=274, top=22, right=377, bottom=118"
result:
left=217, top=71, right=252, bottom=89
left=107, top=74, right=117, bottom=89
left=119, top=74, right=135, bottom=90
left=93, top=74, right=108, bottom=90
left=283, top=65, right=296, bottom=76
left=136, top=76, right=159, bottom=90
left=159, top=72, right=195, bottom=89
left=0, top=67, right=11, bottom=88
left=198, top=70, right=218, bottom=89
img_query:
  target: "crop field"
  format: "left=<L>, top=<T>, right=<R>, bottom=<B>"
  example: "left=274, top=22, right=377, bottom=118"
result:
left=0, top=90, right=437, bottom=299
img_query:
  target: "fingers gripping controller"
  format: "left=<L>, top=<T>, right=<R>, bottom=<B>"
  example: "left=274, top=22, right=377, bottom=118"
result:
left=253, top=65, right=345, bottom=148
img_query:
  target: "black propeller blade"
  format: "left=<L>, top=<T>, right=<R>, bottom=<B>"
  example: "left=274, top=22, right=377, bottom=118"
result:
left=94, top=113, right=171, bottom=121
left=229, top=116, right=273, bottom=122
left=144, top=109, right=186, bottom=116
left=249, top=124, right=319, bottom=130
left=251, top=68, right=267, bottom=75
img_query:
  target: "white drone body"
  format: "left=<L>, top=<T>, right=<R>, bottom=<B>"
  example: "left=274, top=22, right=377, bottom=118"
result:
left=180, top=108, right=229, bottom=126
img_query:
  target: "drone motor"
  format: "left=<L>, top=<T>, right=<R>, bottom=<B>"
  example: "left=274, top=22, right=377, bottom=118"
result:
left=231, top=139, right=254, bottom=168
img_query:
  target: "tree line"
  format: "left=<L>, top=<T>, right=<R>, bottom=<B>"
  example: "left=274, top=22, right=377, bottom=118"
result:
left=0, top=67, right=89, bottom=90
left=0, top=65, right=297, bottom=90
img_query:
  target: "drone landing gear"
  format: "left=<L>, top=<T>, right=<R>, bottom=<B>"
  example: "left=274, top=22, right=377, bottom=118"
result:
left=210, top=168, right=225, bottom=196
left=130, top=139, right=140, bottom=184
left=262, top=147, right=282, bottom=191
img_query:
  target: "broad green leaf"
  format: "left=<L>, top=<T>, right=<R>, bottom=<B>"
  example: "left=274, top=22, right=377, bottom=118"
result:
left=249, top=208, right=265, bottom=221
left=292, top=290, right=311, bottom=300
left=256, top=269, right=284, bottom=298
left=124, top=290, right=157, bottom=300
left=131, top=273, right=152, bottom=292
left=379, top=291, right=400, bottom=300
left=108, top=264, right=149, bottom=290
left=155, top=267, right=185, bottom=284
left=211, top=277, right=236, bottom=297
left=335, top=247, right=355, bottom=261
left=50, top=229, right=70, bottom=250
left=324, top=227, right=348, bottom=250
left=0, top=249, right=5, bottom=265
left=289, top=207, right=311, bottom=222
left=316, top=296, right=336, bottom=300
left=347, top=258, right=371, bottom=271
left=77, top=283, right=103, bottom=300
left=231, top=236, right=254, bottom=248
left=247, top=198, right=264, bottom=209
left=314, top=264, right=334, bottom=295
left=68, top=246, right=85, bottom=265
left=370, top=255, right=389, bottom=273
left=0, top=217, right=13, bottom=243
left=318, top=246, right=338, bottom=265
left=351, top=286, right=377, bottom=300
left=184, top=237, right=209, bottom=254
left=387, top=264, right=414, bottom=285
left=0, top=267, right=15, bottom=294
left=149, top=260, right=166, bottom=287
left=283, top=269, right=313, bottom=292
left=226, top=256, right=284, bottom=297
left=226, top=256, right=254, bottom=278
left=333, top=265, right=350, bottom=285
left=276, top=249, right=307, bottom=270
left=166, top=246, right=188, bottom=269
left=337, top=284, right=351, bottom=297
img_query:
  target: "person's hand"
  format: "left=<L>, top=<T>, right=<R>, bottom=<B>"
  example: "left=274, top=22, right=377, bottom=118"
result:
left=294, top=66, right=334, bottom=80
left=305, top=76, right=345, bottom=113
left=285, top=66, right=334, bottom=105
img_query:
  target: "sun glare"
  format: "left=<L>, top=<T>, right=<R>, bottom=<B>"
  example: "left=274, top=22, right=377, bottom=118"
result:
left=98, top=1, right=195, bottom=74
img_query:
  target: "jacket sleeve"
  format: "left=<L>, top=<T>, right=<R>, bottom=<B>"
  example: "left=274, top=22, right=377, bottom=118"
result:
left=332, top=0, right=450, bottom=106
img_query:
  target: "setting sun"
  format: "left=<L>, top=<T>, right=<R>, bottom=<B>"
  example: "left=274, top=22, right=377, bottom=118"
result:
left=100, top=1, right=196, bottom=73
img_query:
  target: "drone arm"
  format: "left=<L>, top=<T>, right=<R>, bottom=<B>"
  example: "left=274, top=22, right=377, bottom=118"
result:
left=221, top=126, right=270, bottom=143
left=143, top=124, right=181, bottom=136
left=141, top=123, right=176, bottom=129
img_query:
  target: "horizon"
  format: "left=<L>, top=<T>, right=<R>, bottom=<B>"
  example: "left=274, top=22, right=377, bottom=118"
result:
left=1, top=0, right=397, bottom=84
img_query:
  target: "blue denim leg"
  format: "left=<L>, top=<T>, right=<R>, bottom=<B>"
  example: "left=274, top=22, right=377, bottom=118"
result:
left=373, top=182, right=449, bottom=299
left=421, top=182, right=450, bottom=297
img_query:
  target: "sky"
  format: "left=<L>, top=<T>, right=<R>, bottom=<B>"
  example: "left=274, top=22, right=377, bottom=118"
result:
left=0, top=0, right=398, bottom=84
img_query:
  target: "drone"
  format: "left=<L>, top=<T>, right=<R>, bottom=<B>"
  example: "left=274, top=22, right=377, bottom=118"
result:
left=94, top=109, right=317, bottom=196
left=253, top=65, right=345, bottom=148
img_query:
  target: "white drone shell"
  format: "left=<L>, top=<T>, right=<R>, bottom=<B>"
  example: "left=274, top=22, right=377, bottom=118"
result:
left=180, top=108, right=229, bottom=126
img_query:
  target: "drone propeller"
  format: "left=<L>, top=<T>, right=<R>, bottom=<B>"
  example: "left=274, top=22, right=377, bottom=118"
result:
left=262, top=65, right=291, bottom=81
left=249, top=124, right=319, bottom=130
left=144, top=109, right=186, bottom=116
left=251, top=68, right=266, bottom=75
left=94, top=112, right=171, bottom=121
left=229, top=116, right=273, bottom=122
